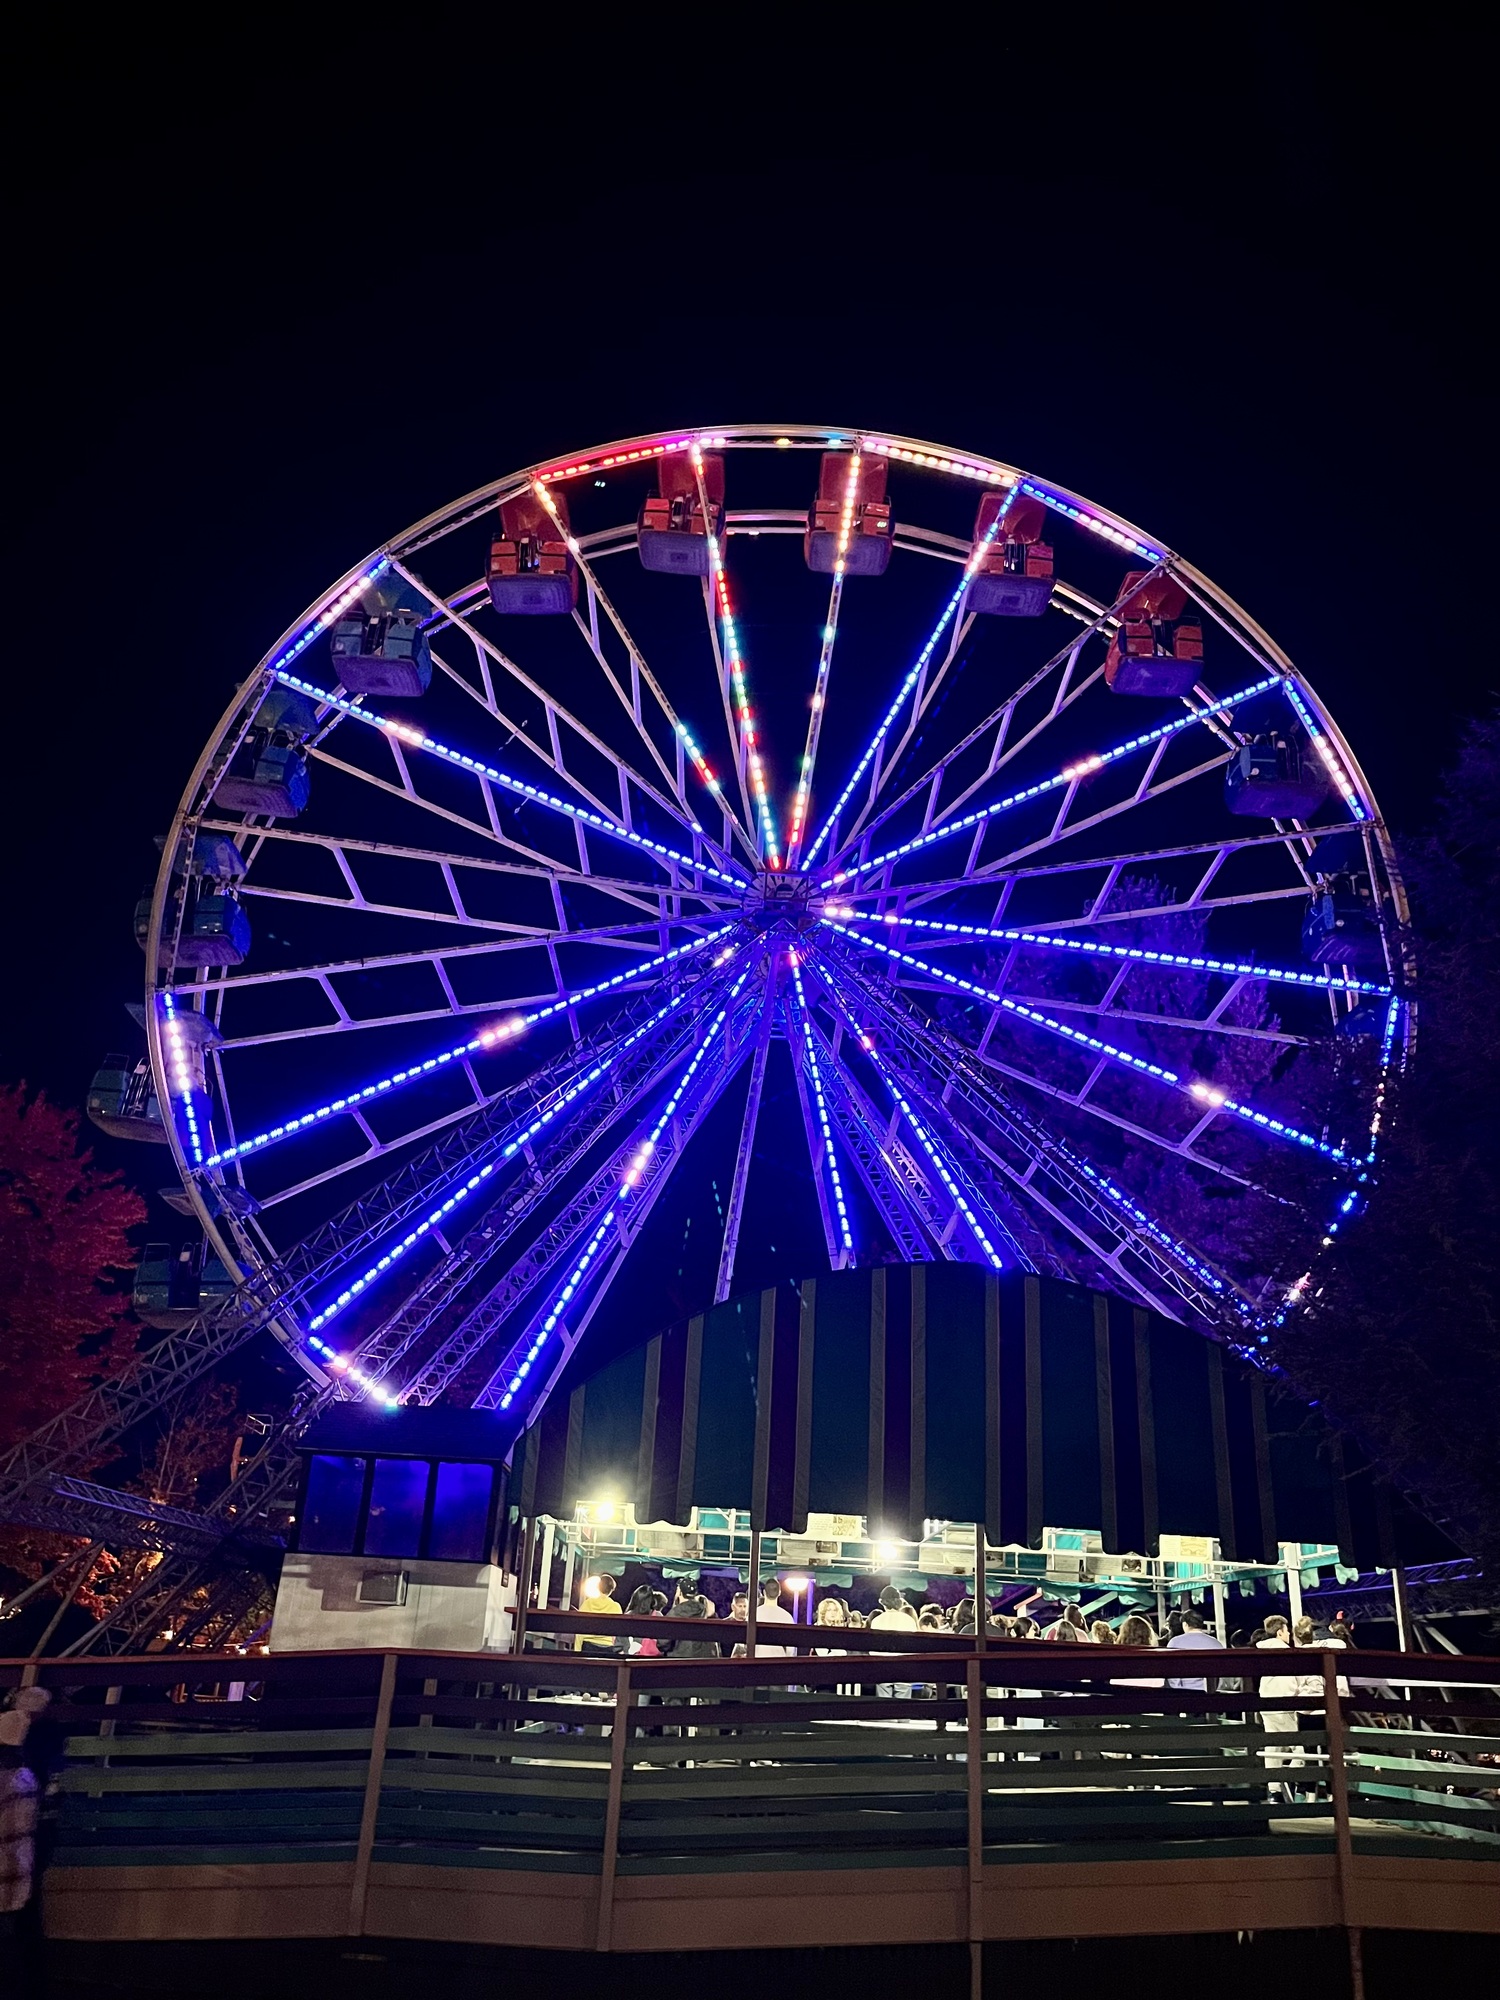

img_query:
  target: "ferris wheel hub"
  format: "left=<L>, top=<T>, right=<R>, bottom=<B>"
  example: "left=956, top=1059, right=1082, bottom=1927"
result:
left=745, top=869, right=817, bottom=929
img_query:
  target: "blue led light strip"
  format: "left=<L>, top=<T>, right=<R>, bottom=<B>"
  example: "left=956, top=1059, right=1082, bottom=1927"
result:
left=304, top=971, right=731, bottom=1336
left=834, top=912, right=1393, bottom=998
left=803, top=483, right=1021, bottom=869
left=203, top=928, right=733, bottom=1169
left=1015, top=480, right=1164, bottom=564
left=813, top=950, right=1006, bottom=1268
left=822, top=919, right=1349, bottom=1162
left=268, top=559, right=392, bottom=677
left=787, top=952, right=854, bottom=1258
left=496, top=963, right=755, bottom=1409
left=271, top=669, right=749, bottom=890
left=822, top=673, right=1285, bottom=885
left=1283, top=679, right=1369, bottom=823
left=160, top=993, right=208, bottom=1165
left=788, top=448, right=865, bottom=865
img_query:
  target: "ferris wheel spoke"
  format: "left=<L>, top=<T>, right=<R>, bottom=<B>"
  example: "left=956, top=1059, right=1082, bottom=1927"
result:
left=786, top=449, right=866, bottom=866
left=278, top=669, right=749, bottom=891
left=783, top=954, right=855, bottom=1269
left=447, top=958, right=763, bottom=1414
left=391, top=558, right=719, bottom=860
left=847, top=976, right=1250, bottom=1323
left=822, top=920, right=1350, bottom=1170
left=822, top=672, right=1282, bottom=889
left=837, top=905, right=1391, bottom=996
left=269, top=962, right=736, bottom=1343
left=201, top=928, right=736, bottom=1175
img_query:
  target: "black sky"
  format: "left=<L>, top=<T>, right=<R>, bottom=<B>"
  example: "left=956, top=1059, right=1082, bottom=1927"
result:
left=6, top=16, right=1491, bottom=1155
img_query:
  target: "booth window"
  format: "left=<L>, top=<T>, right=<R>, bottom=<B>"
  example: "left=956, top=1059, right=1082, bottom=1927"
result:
left=364, top=1457, right=430, bottom=1558
left=301, top=1454, right=366, bottom=1554
left=429, top=1461, right=494, bottom=1561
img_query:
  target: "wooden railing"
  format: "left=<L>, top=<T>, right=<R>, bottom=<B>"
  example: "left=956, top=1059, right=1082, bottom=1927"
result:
left=5, top=1638, right=1496, bottom=1956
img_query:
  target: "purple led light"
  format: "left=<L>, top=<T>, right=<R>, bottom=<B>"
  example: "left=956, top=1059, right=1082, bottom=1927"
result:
left=161, top=993, right=208, bottom=1166
left=205, top=927, right=732, bottom=1169
left=823, top=919, right=1349, bottom=1162
left=804, top=483, right=1022, bottom=869
left=272, top=668, right=750, bottom=890
left=822, top=673, right=1284, bottom=885
left=787, top=954, right=854, bottom=1256
left=267, top=559, right=392, bottom=678
left=1283, top=680, right=1369, bottom=823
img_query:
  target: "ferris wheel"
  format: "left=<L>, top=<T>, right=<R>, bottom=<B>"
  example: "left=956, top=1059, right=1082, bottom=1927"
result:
left=129, top=424, right=1409, bottom=1421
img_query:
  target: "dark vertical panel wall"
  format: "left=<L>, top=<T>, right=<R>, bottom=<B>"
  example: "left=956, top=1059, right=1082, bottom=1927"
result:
left=524, top=1265, right=1448, bottom=1567
left=921, top=1263, right=986, bottom=1527
left=808, top=1269, right=872, bottom=1517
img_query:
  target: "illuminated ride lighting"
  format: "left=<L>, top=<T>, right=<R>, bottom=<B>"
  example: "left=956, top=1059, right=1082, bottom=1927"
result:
left=202, top=929, right=732, bottom=1169
left=1282, top=679, right=1369, bottom=823
left=496, top=964, right=755, bottom=1410
left=677, top=720, right=726, bottom=802
left=1015, top=480, right=1164, bottom=565
left=787, top=449, right=865, bottom=865
left=695, top=444, right=782, bottom=866
left=863, top=440, right=1009, bottom=485
left=535, top=436, right=718, bottom=483
left=787, top=952, right=854, bottom=1258
left=803, top=484, right=1022, bottom=870
left=822, top=920, right=1349, bottom=1162
left=305, top=1334, right=398, bottom=1407
left=817, top=961, right=1005, bottom=1269
left=270, top=669, right=748, bottom=890
left=822, top=674, right=1285, bottom=884
left=160, top=993, right=207, bottom=1166
left=304, top=970, right=736, bottom=1336
left=267, top=558, right=392, bottom=679
left=836, top=912, right=1393, bottom=997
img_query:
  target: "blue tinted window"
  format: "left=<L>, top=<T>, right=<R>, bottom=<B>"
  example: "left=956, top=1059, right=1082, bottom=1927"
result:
left=301, top=1455, right=365, bottom=1553
left=363, top=1458, right=429, bottom=1558
left=429, top=1462, right=494, bottom=1561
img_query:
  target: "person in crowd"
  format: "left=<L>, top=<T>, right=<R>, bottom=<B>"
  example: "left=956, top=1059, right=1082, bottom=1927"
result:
left=1090, top=1620, right=1116, bottom=1646
left=951, top=1598, right=977, bottom=1637
left=1256, top=1614, right=1321, bottom=1798
left=624, top=1583, right=663, bottom=1656
left=1055, top=1604, right=1091, bottom=1642
left=918, top=1604, right=946, bottom=1632
left=1050, top=1621, right=1081, bottom=1642
left=1111, top=1615, right=1163, bottom=1691
left=871, top=1584, right=919, bottom=1698
left=577, top=1572, right=623, bottom=1653
left=754, top=1575, right=796, bottom=1658
left=656, top=1577, right=721, bottom=1660
left=1163, top=1609, right=1186, bottom=1643
left=847, top=1609, right=866, bottom=1629
left=1165, top=1607, right=1221, bottom=1692
left=1010, top=1615, right=1040, bottom=1642
left=814, top=1597, right=848, bottom=1628
left=1, top=1686, right=50, bottom=1975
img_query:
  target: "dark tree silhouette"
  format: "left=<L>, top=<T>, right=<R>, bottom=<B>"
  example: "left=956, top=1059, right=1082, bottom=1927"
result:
left=0, top=1084, right=146, bottom=1451
left=1269, top=712, right=1500, bottom=1566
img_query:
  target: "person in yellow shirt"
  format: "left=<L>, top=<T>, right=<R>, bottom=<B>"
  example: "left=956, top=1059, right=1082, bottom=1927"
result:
left=577, top=1573, right=622, bottom=1653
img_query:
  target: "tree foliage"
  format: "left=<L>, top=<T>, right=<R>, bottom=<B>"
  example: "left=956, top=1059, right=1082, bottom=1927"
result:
left=0, top=1085, right=146, bottom=1451
left=1269, top=712, right=1500, bottom=1566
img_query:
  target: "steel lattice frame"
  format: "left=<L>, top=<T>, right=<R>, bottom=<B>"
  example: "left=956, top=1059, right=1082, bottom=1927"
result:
left=0, top=426, right=1412, bottom=1636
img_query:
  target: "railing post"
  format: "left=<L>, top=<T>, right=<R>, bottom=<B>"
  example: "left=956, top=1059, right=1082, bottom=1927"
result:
left=973, top=1524, right=986, bottom=1655
left=596, top=1662, right=634, bottom=1953
left=1391, top=1567, right=1413, bottom=1653
left=1323, top=1651, right=1363, bottom=2000
left=745, top=1527, right=761, bottom=1659
left=966, top=1656, right=984, bottom=2000
left=348, top=1653, right=397, bottom=1938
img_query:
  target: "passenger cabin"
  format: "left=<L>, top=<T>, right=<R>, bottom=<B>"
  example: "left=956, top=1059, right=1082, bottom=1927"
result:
left=1104, top=571, right=1204, bottom=696
left=637, top=450, right=723, bottom=576
left=966, top=493, right=1054, bottom=616
left=487, top=488, right=578, bottom=614
left=132, top=1240, right=237, bottom=1330
left=212, top=687, right=316, bottom=819
left=172, top=835, right=252, bottom=969
left=1224, top=731, right=1328, bottom=819
left=1302, top=831, right=1385, bottom=969
left=805, top=453, right=893, bottom=576
left=271, top=1407, right=517, bottom=1654
left=86, top=1054, right=167, bottom=1143
left=329, top=605, right=432, bottom=697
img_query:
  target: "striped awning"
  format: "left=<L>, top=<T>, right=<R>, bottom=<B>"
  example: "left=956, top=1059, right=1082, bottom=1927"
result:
left=513, top=1267, right=1451, bottom=1570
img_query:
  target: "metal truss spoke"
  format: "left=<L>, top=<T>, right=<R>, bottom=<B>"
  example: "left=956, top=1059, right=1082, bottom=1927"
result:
left=890, top=976, right=1313, bottom=1050
left=713, top=974, right=778, bottom=1301
left=783, top=957, right=854, bottom=1269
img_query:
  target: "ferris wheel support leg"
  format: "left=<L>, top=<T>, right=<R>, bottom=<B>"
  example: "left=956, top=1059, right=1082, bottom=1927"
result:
left=713, top=983, right=778, bottom=1302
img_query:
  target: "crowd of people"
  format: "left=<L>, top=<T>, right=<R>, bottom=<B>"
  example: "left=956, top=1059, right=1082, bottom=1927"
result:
left=566, top=1570, right=1361, bottom=1666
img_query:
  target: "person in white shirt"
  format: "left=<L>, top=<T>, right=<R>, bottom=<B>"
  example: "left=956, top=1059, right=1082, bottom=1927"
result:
left=870, top=1584, right=919, bottom=1698
left=754, top=1575, right=796, bottom=1657
left=1256, top=1614, right=1322, bottom=1798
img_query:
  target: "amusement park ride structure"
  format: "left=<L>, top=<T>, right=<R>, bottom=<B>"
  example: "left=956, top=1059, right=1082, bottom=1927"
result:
left=0, top=425, right=1413, bottom=1654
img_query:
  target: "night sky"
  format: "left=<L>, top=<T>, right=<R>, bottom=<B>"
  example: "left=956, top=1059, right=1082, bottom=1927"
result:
left=8, top=24, right=1488, bottom=1226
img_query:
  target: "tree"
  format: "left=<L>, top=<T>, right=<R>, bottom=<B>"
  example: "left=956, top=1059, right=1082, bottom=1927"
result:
left=0, top=1085, right=146, bottom=1451
left=1269, top=711, right=1500, bottom=1567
